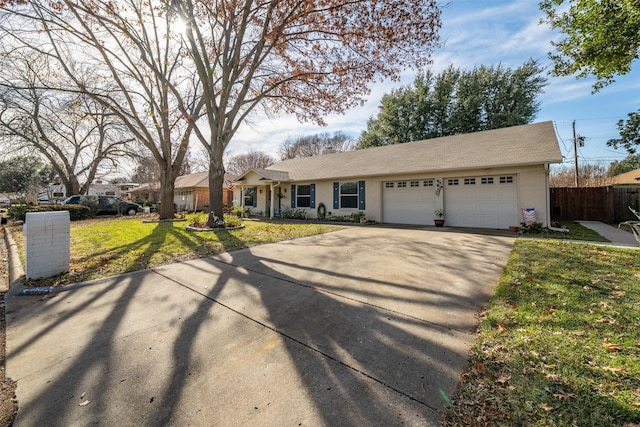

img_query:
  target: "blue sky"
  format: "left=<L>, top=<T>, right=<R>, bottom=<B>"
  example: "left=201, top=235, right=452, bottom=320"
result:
left=227, top=0, right=640, bottom=167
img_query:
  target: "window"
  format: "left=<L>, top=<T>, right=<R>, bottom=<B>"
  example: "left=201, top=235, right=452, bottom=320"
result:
left=500, top=176, right=514, bottom=184
left=296, top=185, right=311, bottom=207
left=481, top=177, right=494, bottom=184
left=334, top=181, right=364, bottom=210
left=464, top=178, right=476, bottom=185
left=53, top=192, right=64, bottom=197
left=244, top=187, right=256, bottom=207
left=423, top=180, right=434, bottom=187
left=410, top=181, right=420, bottom=187
left=340, top=181, right=358, bottom=208
left=397, top=181, right=407, bottom=188
left=385, top=182, right=394, bottom=188
left=448, top=179, right=459, bottom=186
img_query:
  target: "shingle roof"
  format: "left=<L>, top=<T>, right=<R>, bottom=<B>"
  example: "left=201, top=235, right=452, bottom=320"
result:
left=175, top=172, right=236, bottom=189
left=609, top=168, right=640, bottom=185
left=265, top=121, right=562, bottom=181
left=237, top=168, right=291, bottom=181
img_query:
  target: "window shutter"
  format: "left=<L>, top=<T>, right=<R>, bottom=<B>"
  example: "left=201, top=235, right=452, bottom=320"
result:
left=310, top=184, right=316, bottom=209
left=333, top=182, right=339, bottom=209
left=252, top=188, right=257, bottom=207
left=358, top=181, right=366, bottom=210
left=291, top=185, right=296, bottom=208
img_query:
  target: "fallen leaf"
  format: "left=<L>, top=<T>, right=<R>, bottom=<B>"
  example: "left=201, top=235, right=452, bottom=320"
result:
left=630, top=402, right=640, bottom=407
left=539, top=403, right=554, bottom=412
left=602, top=343, right=622, bottom=352
left=569, top=331, right=586, bottom=336
left=79, top=400, right=91, bottom=407
left=496, top=374, right=511, bottom=384
left=543, top=364, right=557, bottom=369
left=602, top=366, right=623, bottom=374
left=553, top=393, right=577, bottom=401
left=498, top=323, right=507, bottom=333
left=545, top=373, right=561, bottom=381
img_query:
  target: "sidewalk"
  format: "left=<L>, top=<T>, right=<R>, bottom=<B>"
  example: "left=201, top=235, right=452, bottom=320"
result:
left=578, top=221, right=639, bottom=248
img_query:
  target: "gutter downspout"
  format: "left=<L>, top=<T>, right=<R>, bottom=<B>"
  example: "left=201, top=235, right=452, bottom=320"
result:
left=545, top=163, right=551, bottom=228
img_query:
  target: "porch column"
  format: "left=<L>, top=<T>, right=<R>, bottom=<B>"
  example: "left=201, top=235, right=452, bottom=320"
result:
left=270, top=183, right=275, bottom=219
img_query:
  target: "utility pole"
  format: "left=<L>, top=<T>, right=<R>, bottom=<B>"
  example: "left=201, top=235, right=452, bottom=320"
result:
left=572, top=120, right=586, bottom=187
left=573, top=120, right=579, bottom=187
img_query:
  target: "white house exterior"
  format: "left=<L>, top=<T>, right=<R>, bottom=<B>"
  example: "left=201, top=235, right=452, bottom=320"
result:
left=235, top=122, right=563, bottom=229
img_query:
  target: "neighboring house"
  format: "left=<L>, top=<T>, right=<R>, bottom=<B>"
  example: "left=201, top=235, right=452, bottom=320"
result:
left=607, top=168, right=640, bottom=187
left=129, top=182, right=161, bottom=205
left=174, top=171, right=236, bottom=212
left=234, top=121, right=563, bottom=229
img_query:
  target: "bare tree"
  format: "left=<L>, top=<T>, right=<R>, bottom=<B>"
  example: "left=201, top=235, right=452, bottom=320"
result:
left=0, top=50, right=135, bottom=196
left=2, top=0, right=441, bottom=225
left=0, top=1, right=203, bottom=219
left=550, top=163, right=608, bottom=188
left=278, top=132, right=356, bottom=160
left=225, top=150, right=276, bottom=176
left=169, top=0, right=441, bottom=226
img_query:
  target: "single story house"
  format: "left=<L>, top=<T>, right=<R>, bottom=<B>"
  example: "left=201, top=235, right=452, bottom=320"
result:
left=607, top=168, right=640, bottom=187
left=174, top=171, right=236, bottom=212
left=234, top=121, right=563, bottom=229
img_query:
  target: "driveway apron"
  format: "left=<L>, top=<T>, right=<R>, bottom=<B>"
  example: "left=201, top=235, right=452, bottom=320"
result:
left=6, top=226, right=514, bottom=426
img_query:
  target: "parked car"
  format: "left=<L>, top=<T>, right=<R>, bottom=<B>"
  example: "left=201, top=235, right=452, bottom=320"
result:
left=64, top=195, right=142, bottom=216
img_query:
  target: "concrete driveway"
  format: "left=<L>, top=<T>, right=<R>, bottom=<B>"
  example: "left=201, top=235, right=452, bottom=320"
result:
left=6, top=225, right=514, bottom=426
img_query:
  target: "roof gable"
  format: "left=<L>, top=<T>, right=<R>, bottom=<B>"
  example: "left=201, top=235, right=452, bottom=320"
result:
left=175, top=172, right=236, bottom=189
left=265, top=122, right=562, bottom=181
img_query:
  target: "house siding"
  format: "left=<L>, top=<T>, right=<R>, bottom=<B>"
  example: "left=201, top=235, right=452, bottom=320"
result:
left=235, top=164, right=551, bottom=227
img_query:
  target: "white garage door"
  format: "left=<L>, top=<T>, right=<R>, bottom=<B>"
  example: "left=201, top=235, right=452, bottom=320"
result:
left=445, top=176, right=518, bottom=229
left=383, top=179, right=436, bottom=225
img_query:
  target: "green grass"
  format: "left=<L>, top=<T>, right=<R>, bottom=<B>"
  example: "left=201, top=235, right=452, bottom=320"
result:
left=11, top=215, right=341, bottom=287
left=521, top=220, right=611, bottom=242
left=441, top=239, right=640, bottom=426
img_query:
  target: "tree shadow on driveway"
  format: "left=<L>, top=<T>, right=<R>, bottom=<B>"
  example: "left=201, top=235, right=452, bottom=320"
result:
left=7, top=227, right=515, bottom=426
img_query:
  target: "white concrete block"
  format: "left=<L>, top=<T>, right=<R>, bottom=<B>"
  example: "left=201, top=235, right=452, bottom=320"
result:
left=25, top=211, right=70, bottom=279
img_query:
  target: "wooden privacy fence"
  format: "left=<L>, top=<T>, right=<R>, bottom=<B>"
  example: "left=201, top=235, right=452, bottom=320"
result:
left=550, top=186, right=640, bottom=223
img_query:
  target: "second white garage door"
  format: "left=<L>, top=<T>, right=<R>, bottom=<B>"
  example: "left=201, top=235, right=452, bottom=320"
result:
left=382, top=179, right=436, bottom=225
left=444, top=176, right=518, bottom=229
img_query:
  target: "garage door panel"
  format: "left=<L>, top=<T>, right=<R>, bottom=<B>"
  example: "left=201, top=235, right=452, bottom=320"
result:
left=383, top=183, right=436, bottom=225
left=445, top=176, right=518, bottom=229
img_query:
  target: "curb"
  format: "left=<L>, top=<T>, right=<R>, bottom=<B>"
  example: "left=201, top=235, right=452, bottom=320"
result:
left=3, top=225, right=24, bottom=290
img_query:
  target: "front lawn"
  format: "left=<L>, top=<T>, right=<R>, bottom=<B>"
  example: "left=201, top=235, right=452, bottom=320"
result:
left=441, top=239, right=640, bottom=425
left=521, top=220, right=611, bottom=242
left=10, top=216, right=341, bottom=287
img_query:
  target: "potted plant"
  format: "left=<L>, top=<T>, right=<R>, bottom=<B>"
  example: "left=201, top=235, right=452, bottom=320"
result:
left=434, top=209, right=445, bottom=227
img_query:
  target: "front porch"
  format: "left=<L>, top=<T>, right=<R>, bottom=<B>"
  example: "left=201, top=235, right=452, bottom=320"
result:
left=234, top=169, right=292, bottom=219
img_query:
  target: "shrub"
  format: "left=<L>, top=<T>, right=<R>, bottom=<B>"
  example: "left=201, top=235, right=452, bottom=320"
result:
left=350, top=211, right=366, bottom=223
left=223, top=215, right=243, bottom=227
left=187, top=212, right=208, bottom=227
left=519, top=222, right=545, bottom=233
left=281, top=208, right=307, bottom=220
left=9, top=204, right=93, bottom=221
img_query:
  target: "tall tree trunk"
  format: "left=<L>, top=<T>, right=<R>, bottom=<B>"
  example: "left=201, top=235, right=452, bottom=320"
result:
left=206, top=151, right=225, bottom=227
left=158, top=168, right=176, bottom=220
left=63, top=176, right=81, bottom=197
